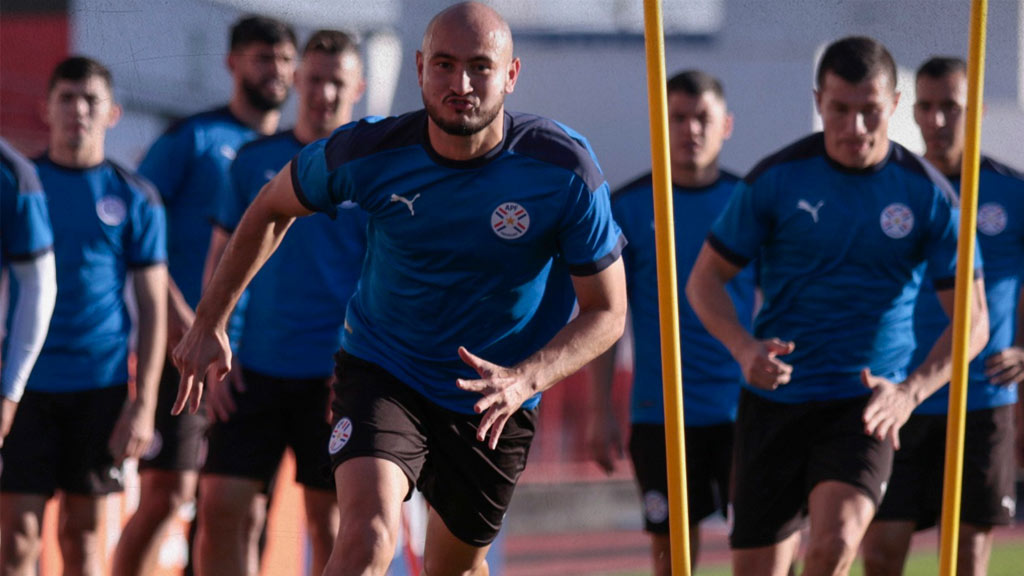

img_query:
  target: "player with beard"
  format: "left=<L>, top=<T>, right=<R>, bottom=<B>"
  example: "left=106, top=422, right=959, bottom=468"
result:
left=172, top=3, right=627, bottom=575
left=112, top=15, right=296, bottom=576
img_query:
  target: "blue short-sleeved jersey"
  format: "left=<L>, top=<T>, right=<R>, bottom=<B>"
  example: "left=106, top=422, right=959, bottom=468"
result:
left=292, top=110, right=625, bottom=413
left=709, top=133, right=962, bottom=404
left=21, top=158, right=166, bottom=392
left=214, top=131, right=368, bottom=379
left=613, top=172, right=755, bottom=426
left=914, top=156, right=1023, bottom=414
left=1, top=138, right=53, bottom=269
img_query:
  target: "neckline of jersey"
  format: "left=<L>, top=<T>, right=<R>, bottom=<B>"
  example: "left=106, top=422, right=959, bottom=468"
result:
left=420, top=111, right=511, bottom=170
left=823, top=141, right=893, bottom=175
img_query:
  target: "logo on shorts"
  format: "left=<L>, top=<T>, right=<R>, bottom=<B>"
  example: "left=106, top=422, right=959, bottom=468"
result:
left=880, top=481, right=888, bottom=499
left=96, top=195, right=128, bottom=227
left=141, top=431, right=163, bottom=461
left=643, top=490, right=669, bottom=524
left=329, top=417, right=353, bottom=455
left=492, top=202, right=530, bottom=239
left=977, top=203, right=1007, bottom=236
left=880, top=203, right=914, bottom=239
left=1001, top=496, right=1016, bottom=515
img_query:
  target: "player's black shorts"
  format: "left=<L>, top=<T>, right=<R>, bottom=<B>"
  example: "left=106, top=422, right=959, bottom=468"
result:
left=0, top=385, right=127, bottom=496
left=138, top=361, right=209, bottom=472
left=874, top=405, right=1016, bottom=529
left=329, top=349, right=537, bottom=547
left=629, top=422, right=733, bottom=533
left=730, top=389, right=893, bottom=549
left=203, top=368, right=334, bottom=491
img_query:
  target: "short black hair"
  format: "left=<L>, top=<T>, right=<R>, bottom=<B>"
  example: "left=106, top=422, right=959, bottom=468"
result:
left=230, top=15, right=297, bottom=51
left=667, top=69, right=725, bottom=102
left=48, top=56, right=113, bottom=93
left=303, top=30, right=359, bottom=59
left=816, top=36, right=897, bottom=91
left=916, top=56, right=966, bottom=81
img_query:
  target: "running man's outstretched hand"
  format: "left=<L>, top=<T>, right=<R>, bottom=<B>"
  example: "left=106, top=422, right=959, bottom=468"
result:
left=171, top=323, right=232, bottom=416
left=736, top=338, right=795, bottom=390
left=456, top=346, right=536, bottom=450
left=861, top=368, right=915, bottom=450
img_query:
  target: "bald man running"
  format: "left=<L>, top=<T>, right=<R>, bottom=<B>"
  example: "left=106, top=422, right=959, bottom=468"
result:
left=172, top=3, right=627, bottom=575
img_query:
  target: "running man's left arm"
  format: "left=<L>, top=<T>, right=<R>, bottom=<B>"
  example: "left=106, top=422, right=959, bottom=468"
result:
left=458, top=258, right=627, bottom=449
left=863, top=279, right=989, bottom=448
left=109, top=263, right=168, bottom=462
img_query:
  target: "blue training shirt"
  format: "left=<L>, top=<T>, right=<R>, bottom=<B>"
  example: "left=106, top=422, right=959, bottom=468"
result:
left=292, top=110, right=625, bottom=413
left=138, top=106, right=255, bottom=345
left=914, top=156, right=1023, bottom=414
left=1, top=138, right=53, bottom=270
left=613, top=172, right=755, bottom=426
left=709, top=133, right=962, bottom=404
left=22, top=157, right=166, bottom=392
left=215, top=130, right=368, bottom=379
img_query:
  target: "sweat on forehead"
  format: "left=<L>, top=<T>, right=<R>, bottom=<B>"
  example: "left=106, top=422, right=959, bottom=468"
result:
left=421, top=2, right=513, bottom=55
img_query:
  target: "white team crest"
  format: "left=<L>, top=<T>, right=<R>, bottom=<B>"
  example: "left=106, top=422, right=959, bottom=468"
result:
left=977, top=203, right=1007, bottom=236
left=328, top=417, right=353, bottom=454
left=220, top=145, right=237, bottom=160
left=491, top=202, right=530, bottom=239
left=880, top=203, right=914, bottom=239
left=643, top=490, right=669, bottom=524
left=96, top=195, right=127, bottom=226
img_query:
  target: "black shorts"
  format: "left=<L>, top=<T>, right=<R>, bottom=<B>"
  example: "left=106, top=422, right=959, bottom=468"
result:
left=629, top=422, right=733, bottom=533
left=875, top=405, right=1016, bottom=529
left=138, top=362, right=209, bottom=472
left=0, top=385, right=127, bottom=496
left=329, top=350, right=537, bottom=547
left=730, top=389, right=893, bottom=549
left=203, top=368, right=334, bottom=491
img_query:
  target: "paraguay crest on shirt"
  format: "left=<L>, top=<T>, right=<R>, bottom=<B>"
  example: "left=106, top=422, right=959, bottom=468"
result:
left=880, top=203, right=914, bottom=239
left=96, top=195, right=128, bottom=227
left=977, top=202, right=1007, bottom=236
left=492, top=202, right=530, bottom=239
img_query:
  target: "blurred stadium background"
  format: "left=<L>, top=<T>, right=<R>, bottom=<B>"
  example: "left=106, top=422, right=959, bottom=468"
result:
left=2, top=0, right=1022, bottom=574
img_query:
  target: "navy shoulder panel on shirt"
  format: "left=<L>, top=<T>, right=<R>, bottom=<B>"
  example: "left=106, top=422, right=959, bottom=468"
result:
left=743, top=133, right=825, bottom=184
left=161, top=106, right=236, bottom=137
left=505, top=112, right=606, bottom=193
left=109, top=161, right=163, bottom=206
left=889, top=143, right=958, bottom=205
left=612, top=172, right=653, bottom=201
left=981, top=155, right=1024, bottom=182
left=719, top=168, right=741, bottom=184
left=324, top=111, right=425, bottom=172
left=0, top=139, right=42, bottom=194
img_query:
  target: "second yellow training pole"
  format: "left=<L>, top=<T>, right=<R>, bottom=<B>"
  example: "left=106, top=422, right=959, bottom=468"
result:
left=642, top=1, right=691, bottom=575
left=939, top=1, right=987, bottom=574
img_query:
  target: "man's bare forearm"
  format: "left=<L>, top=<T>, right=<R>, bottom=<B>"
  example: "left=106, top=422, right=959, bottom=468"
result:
left=134, top=264, right=169, bottom=410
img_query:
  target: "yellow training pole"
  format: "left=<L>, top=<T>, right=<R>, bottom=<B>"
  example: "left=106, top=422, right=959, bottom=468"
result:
left=939, top=1, right=986, bottom=574
left=642, top=1, right=691, bottom=574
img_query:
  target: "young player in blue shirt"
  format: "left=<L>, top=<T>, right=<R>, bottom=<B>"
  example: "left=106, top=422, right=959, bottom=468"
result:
left=198, top=30, right=366, bottom=576
left=590, top=70, right=754, bottom=576
left=0, top=137, right=57, bottom=449
left=0, top=57, right=168, bottom=576
left=173, top=3, right=627, bottom=575
left=863, top=56, right=1024, bottom=576
left=112, top=16, right=296, bottom=576
left=687, top=37, right=989, bottom=576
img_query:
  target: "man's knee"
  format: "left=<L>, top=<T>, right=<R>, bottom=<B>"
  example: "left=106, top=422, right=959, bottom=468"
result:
left=333, top=514, right=400, bottom=574
left=805, top=531, right=860, bottom=572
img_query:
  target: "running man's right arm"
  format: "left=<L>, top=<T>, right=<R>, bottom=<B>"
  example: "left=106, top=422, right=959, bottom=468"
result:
left=171, top=164, right=311, bottom=414
left=687, top=242, right=794, bottom=390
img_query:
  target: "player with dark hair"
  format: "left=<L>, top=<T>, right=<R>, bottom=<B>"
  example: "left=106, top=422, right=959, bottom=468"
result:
left=112, top=15, right=296, bottom=576
left=173, top=3, right=626, bottom=575
left=0, top=137, right=57, bottom=449
left=686, top=36, right=989, bottom=576
left=590, top=69, right=753, bottom=575
left=0, top=56, right=168, bottom=576
left=862, top=55, right=1024, bottom=576
left=196, top=29, right=366, bottom=576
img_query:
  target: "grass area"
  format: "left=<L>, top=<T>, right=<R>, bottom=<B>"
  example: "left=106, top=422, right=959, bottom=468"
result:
left=611, top=539, right=1024, bottom=576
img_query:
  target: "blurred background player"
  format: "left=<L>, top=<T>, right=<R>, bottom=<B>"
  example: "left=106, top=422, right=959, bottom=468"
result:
left=589, top=69, right=753, bottom=575
left=0, top=137, right=57, bottom=449
left=686, top=37, right=988, bottom=576
left=197, top=29, right=366, bottom=576
left=862, top=56, right=1024, bottom=576
left=112, top=15, right=296, bottom=576
left=0, top=56, right=167, bottom=576
left=172, top=3, right=626, bottom=575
